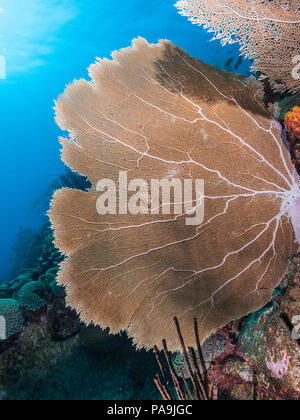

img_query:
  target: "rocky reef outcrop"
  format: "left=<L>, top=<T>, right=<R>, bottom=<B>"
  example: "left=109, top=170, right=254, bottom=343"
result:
left=0, top=226, right=160, bottom=400
left=166, top=255, right=300, bottom=400
left=211, top=255, right=300, bottom=400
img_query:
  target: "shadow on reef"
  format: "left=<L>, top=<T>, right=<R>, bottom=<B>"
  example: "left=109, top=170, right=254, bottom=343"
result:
left=1, top=332, right=159, bottom=401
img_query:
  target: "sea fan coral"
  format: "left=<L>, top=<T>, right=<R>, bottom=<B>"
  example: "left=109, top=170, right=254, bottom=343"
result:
left=49, top=38, right=300, bottom=351
left=285, top=106, right=300, bottom=139
left=175, top=0, right=300, bottom=92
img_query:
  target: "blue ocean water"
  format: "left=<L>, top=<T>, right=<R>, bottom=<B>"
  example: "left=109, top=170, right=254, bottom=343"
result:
left=0, top=0, right=251, bottom=283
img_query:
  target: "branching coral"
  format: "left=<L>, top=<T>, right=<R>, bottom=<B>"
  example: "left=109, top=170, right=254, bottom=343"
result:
left=49, top=38, right=300, bottom=351
left=175, top=0, right=300, bottom=92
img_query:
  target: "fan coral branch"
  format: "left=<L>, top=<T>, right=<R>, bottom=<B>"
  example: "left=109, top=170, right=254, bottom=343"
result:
left=175, top=0, right=300, bottom=92
left=49, top=38, right=300, bottom=351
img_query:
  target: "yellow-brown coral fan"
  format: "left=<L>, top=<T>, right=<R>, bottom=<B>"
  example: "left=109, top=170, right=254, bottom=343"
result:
left=175, top=0, right=300, bottom=93
left=285, top=107, right=300, bottom=139
left=49, top=38, right=299, bottom=351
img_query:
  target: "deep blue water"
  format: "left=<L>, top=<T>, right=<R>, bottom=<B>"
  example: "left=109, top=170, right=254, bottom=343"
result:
left=0, top=0, right=250, bottom=283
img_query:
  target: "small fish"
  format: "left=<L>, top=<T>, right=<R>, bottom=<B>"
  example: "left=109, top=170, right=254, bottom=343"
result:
left=225, top=57, right=234, bottom=68
left=235, top=56, right=243, bottom=70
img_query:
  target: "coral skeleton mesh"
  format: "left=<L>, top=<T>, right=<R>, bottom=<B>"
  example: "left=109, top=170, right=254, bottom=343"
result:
left=50, top=39, right=299, bottom=350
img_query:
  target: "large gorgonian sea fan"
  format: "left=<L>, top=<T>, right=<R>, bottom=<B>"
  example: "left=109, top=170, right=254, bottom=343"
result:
left=49, top=38, right=300, bottom=351
left=175, top=0, right=300, bottom=92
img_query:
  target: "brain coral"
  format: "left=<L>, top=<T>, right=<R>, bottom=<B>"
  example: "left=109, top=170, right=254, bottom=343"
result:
left=16, top=281, right=46, bottom=312
left=0, top=299, right=24, bottom=340
left=49, top=38, right=300, bottom=350
left=285, top=106, right=300, bottom=139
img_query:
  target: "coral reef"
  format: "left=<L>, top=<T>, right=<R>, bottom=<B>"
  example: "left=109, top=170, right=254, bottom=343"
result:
left=285, top=107, right=300, bottom=140
left=0, top=224, right=160, bottom=400
left=175, top=0, right=300, bottom=92
left=50, top=38, right=299, bottom=351
left=283, top=106, right=300, bottom=174
left=0, top=321, right=79, bottom=400
left=5, top=269, right=40, bottom=298
left=16, top=281, right=46, bottom=312
left=6, top=226, right=50, bottom=284
left=162, top=255, right=300, bottom=400
left=37, top=228, right=64, bottom=273
left=238, top=310, right=300, bottom=399
left=214, top=255, right=300, bottom=400
left=0, top=34, right=299, bottom=401
left=0, top=299, right=24, bottom=340
left=5, top=221, right=65, bottom=286
left=79, top=326, right=125, bottom=353
left=1, top=219, right=299, bottom=399
left=173, top=331, right=227, bottom=377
